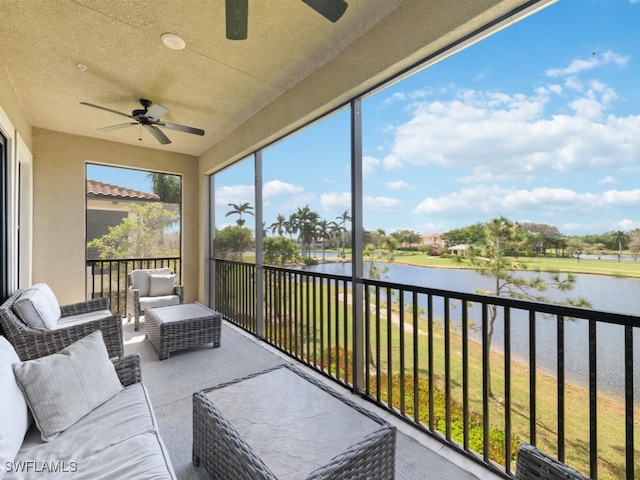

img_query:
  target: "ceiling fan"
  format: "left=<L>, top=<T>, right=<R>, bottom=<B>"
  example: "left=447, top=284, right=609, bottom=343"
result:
left=80, top=98, right=205, bottom=145
left=225, top=0, right=348, bottom=40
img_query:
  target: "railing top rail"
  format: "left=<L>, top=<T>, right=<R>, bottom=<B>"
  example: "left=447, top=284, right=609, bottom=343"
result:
left=358, top=276, right=640, bottom=328
left=87, top=257, right=180, bottom=263
left=215, top=258, right=640, bottom=329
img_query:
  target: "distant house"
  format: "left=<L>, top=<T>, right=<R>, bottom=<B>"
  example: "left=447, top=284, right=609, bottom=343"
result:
left=420, top=233, right=444, bottom=249
left=448, top=244, right=469, bottom=256
left=86, top=179, right=160, bottom=259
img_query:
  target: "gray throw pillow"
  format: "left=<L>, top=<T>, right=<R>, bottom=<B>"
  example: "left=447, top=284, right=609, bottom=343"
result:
left=149, top=274, right=176, bottom=297
left=13, top=284, right=61, bottom=330
left=12, top=330, right=123, bottom=442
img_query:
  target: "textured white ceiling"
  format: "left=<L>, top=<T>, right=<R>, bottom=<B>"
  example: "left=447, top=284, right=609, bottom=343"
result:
left=0, top=0, right=404, bottom=155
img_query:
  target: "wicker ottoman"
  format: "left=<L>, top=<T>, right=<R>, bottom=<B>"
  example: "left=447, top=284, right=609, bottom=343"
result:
left=144, top=302, right=221, bottom=360
left=192, top=364, right=396, bottom=480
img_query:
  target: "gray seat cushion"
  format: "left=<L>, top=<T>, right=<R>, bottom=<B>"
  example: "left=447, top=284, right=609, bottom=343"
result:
left=139, top=296, right=181, bottom=311
left=10, top=383, right=175, bottom=479
left=55, top=310, right=114, bottom=328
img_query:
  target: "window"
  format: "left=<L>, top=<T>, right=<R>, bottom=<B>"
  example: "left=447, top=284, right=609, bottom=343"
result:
left=85, top=164, right=182, bottom=260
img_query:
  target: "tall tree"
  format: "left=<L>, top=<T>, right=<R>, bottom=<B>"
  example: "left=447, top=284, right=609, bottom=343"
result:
left=213, top=225, right=252, bottom=261
left=88, top=202, right=179, bottom=258
left=391, top=229, right=421, bottom=249
left=441, top=222, right=485, bottom=247
left=226, top=202, right=254, bottom=227
left=628, top=231, right=640, bottom=261
left=609, top=230, right=630, bottom=263
left=148, top=173, right=181, bottom=203
left=460, top=216, right=590, bottom=399
left=336, top=210, right=351, bottom=257
left=316, top=220, right=331, bottom=260
left=521, top=222, right=561, bottom=255
left=566, top=238, right=587, bottom=262
left=291, top=205, right=319, bottom=258
left=269, top=214, right=287, bottom=236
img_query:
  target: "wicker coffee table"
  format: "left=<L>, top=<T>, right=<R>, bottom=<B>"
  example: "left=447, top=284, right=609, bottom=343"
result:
left=144, top=302, right=221, bottom=360
left=192, top=364, right=396, bottom=480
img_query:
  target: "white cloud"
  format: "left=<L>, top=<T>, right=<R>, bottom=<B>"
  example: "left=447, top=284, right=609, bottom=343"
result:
left=598, top=176, right=617, bottom=184
left=277, top=193, right=316, bottom=213
left=415, top=222, right=447, bottom=233
left=564, top=218, right=640, bottom=233
left=363, top=156, right=380, bottom=178
left=384, top=180, right=414, bottom=190
left=364, top=196, right=403, bottom=213
left=601, top=189, right=640, bottom=206
left=413, top=185, right=640, bottom=218
left=263, top=179, right=304, bottom=198
left=383, top=92, right=406, bottom=106
left=215, top=184, right=254, bottom=205
left=545, top=51, right=628, bottom=78
left=382, top=83, right=640, bottom=177
left=382, top=153, right=404, bottom=170
left=613, top=219, right=640, bottom=229
left=320, top=192, right=351, bottom=211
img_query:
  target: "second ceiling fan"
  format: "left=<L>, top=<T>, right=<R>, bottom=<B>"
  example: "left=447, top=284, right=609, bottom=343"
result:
left=225, top=0, right=348, bottom=40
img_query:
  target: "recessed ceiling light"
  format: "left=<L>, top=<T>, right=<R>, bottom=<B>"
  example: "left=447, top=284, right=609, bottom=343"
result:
left=77, top=63, right=88, bottom=71
left=161, top=33, right=186, bottom=50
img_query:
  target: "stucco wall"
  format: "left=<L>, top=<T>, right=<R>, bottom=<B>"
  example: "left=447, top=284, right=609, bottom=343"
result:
left=0, top=65, right=32, bottom=149
left=32, top=128, right=199, bottom=306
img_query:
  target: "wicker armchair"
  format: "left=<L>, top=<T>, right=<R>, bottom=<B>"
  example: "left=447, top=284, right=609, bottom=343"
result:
left=0, top=289, right=123, bottom=361
left=515, top=443, right=591, bottom=480
left=126, top=268, right=184, bottom=331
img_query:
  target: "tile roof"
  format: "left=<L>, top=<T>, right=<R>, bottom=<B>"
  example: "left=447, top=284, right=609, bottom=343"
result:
left=86, top=179, right=160, bottom=201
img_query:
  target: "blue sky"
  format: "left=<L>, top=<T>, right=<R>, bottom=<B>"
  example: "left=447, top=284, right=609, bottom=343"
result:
left=87, top=164, right=154, bottom=193
left=92, top=1, right=640, bottom=237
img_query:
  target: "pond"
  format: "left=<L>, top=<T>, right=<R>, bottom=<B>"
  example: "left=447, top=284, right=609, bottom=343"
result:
left=299, top=261, right=640, bottom=402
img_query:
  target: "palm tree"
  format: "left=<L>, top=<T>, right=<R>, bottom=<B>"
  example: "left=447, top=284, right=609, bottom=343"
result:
left=292, top=205, right=319, bottom=258
left=336, top=210, right=351, bottom=257
left=148, top=173, right=181, bottom=203
left=225, top=202, right=254, bottom=226
left=286, top=213, right=298, bottom=241
left=269, top=214, right=287, bottom=236
left=610, top=230, right=630, bottom=263
left=316, top=220, right=331, bottom=260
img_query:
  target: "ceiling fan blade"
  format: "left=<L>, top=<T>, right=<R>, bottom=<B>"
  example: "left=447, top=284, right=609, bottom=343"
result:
left=80, top=102, right=135, bottom=119
left=144, top=124, right=172, bottom=144
left=98, top=123, right=137, bottom=132
left=226, top=0, right=248, bottom=40
left=302, top=0, right=348, bottom=22
left=158, top=122, right=205, bottom=136
left=146, top=103, right=168, bottom=121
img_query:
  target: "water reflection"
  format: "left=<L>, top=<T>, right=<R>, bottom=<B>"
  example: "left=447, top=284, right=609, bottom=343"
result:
left=299, top=261, right=640, bottom=401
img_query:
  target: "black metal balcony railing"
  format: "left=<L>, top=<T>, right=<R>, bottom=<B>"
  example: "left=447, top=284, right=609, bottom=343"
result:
left=86, top=257, right=181, bottom=316
left=215, top=259, right=639, bottom=480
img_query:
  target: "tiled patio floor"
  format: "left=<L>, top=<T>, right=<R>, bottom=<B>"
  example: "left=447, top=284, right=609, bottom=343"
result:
left=122, top=316, right=502, bottom=480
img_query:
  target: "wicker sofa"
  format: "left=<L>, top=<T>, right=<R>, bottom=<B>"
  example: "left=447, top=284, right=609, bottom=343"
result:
left=1, top=331, right=176, bottom=479
left=515, top=443, right=591, bottom=480
left=0, top=286, right=123, bottom=361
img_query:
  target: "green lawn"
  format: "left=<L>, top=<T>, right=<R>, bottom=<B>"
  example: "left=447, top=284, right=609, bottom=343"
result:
left=257, top=278, right=638, bottom=479
left=368, top=251, right=640, bottom=278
